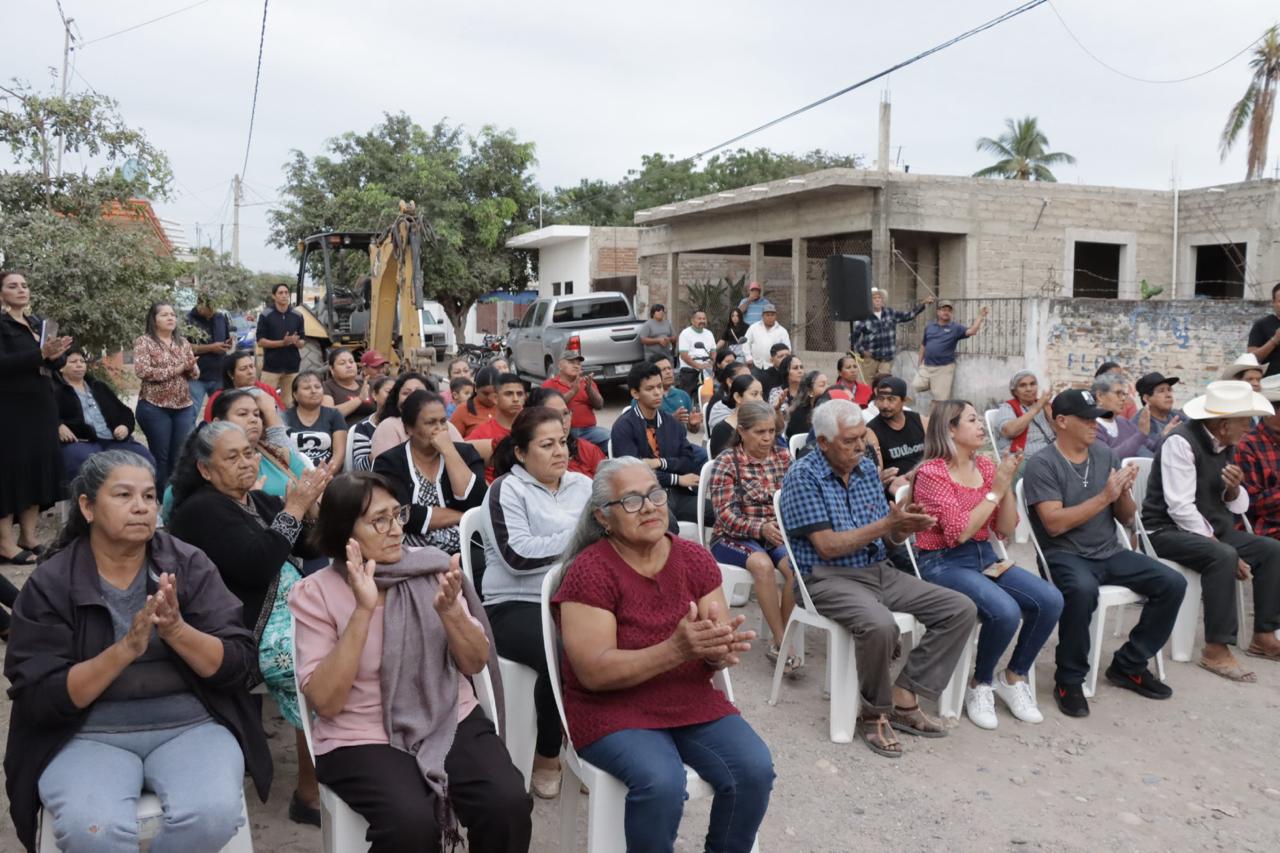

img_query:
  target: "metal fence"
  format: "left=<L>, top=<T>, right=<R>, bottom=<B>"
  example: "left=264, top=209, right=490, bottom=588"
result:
left=893, top=297, right=1027, bottom=359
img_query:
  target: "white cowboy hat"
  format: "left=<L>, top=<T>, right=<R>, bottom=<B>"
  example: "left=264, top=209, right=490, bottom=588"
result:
left=1182, top=380, right=1275, bottom=420
left=1260, top=374, right=1280, bottom=403
left=1222, top=352, right=1264, bottom=380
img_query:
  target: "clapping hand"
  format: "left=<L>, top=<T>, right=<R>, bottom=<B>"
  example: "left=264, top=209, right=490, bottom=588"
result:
left=153, top=572, right=186, bottom=642
left=1222, top=463, right=1245, bottom=500
left=669, top=602, right=736, bottom=662
left=887, top=501, right=935, bottom=541
left=42, top=334, right=73, bottom=361
left=1102, top=466, right=1135, bottom=503
left=433, top=560, right=466, bottom=616
left=697, top=599, right=754, bottom=668
left=120, top=593, right=161, bottom=658
left=284, top=466, right=330, bottom=518
left=1161, top=415, right=1182, bottom=437
left=345, top=539, right=379, bottom=612
left=877, top=466, right=900, bottom=487
left=994, top=453, right=1022, bottom=494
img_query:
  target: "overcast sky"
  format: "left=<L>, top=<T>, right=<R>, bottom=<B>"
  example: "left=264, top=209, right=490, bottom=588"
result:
left=7, top=0, right=1278, bottom=272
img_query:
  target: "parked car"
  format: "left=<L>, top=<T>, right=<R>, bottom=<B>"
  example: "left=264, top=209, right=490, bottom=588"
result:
left=506, top=292, right=644, bottom=384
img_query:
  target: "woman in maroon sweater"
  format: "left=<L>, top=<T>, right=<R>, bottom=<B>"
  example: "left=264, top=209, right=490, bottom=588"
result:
left=552, top=458, right=773, bottom=853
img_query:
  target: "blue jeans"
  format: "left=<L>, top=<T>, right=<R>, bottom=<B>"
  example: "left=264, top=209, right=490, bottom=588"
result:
left=577, top=714, right=773, bottom=853
left=135, top=400, right=195, bottom=489
left=62, top=438, right=155, bottom=482
left=187, top=379, right=220, bottom=415
left=917, top=540, right=1064, bottom=684
left=572, top=425, right=612, bottom=453
left=38, top=720, right=245, bottom=853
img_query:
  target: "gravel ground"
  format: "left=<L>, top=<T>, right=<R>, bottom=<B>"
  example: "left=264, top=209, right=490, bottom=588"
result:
left=5, top=386, right=1280, bottom=852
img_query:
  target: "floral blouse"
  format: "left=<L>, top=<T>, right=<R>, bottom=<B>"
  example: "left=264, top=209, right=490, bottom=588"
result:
left=133, top=335, right=199, bottom=409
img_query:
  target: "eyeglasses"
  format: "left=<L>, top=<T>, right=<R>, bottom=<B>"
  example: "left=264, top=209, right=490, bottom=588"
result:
left=603, top=487, right=669, bottom=514
left=368, top=504, right=411, bottom=534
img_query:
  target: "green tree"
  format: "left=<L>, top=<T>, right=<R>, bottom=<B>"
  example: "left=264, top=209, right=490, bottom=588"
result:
left=0, top=79, right=180, bottom=355
left=545, top=147, right=862, bottom=225
left=1220, top=25, right=1280, bottom=181
left=188, top=248, right=273, bottom=317
left=268, top=114, right=539, bottom=341
left=973, top=116, right=1076, bottom=181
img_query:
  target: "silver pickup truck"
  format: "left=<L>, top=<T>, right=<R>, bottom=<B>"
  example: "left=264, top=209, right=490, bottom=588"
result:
left=506, top=292, right=645, bottom=384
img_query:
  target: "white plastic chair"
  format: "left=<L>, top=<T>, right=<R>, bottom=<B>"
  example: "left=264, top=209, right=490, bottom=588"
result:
left=342, top=426, right=356, bottom=472
left=293, top=622, right=500, bottom=853
left=1016, top=480, right=1165, bottom=698
left=459, top=507, right=539, bottom=790
left=539, top=566, right=758, bottom=852
left=862, top=405, right=879, bottom=423
left=769, top=491, right=918, bottom=742
left=1124, top=457, right=1249, bottom=659
left=38, top=793, right=253, bottom=853
left=984, top=408, right=1003, bottom=462
left=605, top=437, right=613, bottom=458
left=894, top=484, right=1037, bottom=720
left=695, top=459, right=755, bottom=607
left=788, top=433, right=808, bottom=457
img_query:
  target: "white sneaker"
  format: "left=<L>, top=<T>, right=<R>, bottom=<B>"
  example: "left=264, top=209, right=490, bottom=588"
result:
left=994, top=672, right=1044, bottom=724
left=965, top=683, right=998, bottom=730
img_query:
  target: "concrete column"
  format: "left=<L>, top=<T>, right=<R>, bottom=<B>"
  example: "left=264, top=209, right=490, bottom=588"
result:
left=790, top=237, right=807, bottom=351
left=667, top=252, right=680, bottom=327
left=871, top=187, right=891, bottom=295
left=749, top=241, right=765, bottom=290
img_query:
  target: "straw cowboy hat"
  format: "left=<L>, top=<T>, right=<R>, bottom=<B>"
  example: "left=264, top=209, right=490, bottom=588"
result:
left=1182, top=380, right=1274, bottom=420
left=1222, top=353, right=1264, bottom=380
left=1260, top=374, right=1280, bottom=403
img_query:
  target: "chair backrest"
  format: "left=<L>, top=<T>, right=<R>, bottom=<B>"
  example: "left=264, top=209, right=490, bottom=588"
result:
left=892, top=483, right=924, bottom=579
left=606, top=437, right=613, bottom=459
left=458, top=506, right=486, bottom=587
left=788, top=433, right=808, bottom=457
left=696, top=458, right=716, bottom=546
left=539, top=563, right=734, bottom=755
left=863, top=405, right=879, bottom=423
left=772, top=491, right=820, bottom=612
left=343, top=429, right=356, bottom=472
left=292, top=621, right=318, bottom=761
left=1015, top=479, right=1052, bottom=581
left=984, top=408, right=1002, bottom=462
left=1123, top=456, right=1157, bottom=552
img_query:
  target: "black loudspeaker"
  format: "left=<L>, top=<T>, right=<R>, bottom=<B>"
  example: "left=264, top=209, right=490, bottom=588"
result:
left=826, top=255, right=873, bottom=322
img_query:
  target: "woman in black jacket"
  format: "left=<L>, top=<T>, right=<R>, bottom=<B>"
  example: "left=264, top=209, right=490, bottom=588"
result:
left=55, top=346, right=155, bottom=480
left=168, top=420, right=330, bottom=826
left=373, top=390, right=486, bottom=556
left=3, top=449, right=270, bottom=853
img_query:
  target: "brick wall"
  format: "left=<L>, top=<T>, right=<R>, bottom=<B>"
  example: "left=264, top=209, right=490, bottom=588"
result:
left=596, top=247, right=638, bottom=277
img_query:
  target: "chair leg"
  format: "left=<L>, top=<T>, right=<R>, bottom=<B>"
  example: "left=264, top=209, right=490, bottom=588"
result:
left=1169, top=569, right=1201, bottom=663
left=1084, top=605, right=1106, bottom=699
left=768, top=618, right=802, bottom=706
left=584, top=772, right=628, bottom=853
left=559, top=762, right=582, bottom=853
left=1236, top=580, right=1249, bottom=651
left=938, top=624, right=977, bottom=721
left=827, top=631, right=858, bottom=744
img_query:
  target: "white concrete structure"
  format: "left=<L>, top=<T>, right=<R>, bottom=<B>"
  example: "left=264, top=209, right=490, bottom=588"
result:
left=507, top=225, right=591, bottom=298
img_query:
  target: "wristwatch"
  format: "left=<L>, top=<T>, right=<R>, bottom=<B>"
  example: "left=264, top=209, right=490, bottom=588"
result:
left=984, top=491, right=1000, bottom=505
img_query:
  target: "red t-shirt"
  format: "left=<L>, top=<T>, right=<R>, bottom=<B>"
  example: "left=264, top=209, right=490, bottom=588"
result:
left=552, top=535, right=739, bottom=749
left=542, top=375, right=599, bottom=429
left=467, top=418, right=512, bottom=484
left=569, top=438, right=606, bottom=478
left=450, top=400, right=496, bottom=438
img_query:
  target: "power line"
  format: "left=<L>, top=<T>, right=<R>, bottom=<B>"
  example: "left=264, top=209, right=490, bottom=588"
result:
left=77, top=0, right=215, bottom=48
left=1048, top=1, right=1262, bottom=84
left=689, top=0, right=1049, bottom=160
left=240, top=0, right=269, bottom=180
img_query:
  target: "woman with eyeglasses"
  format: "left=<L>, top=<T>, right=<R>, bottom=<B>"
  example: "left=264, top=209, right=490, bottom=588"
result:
left=373, top=390, right=486, bottom=556
left=552, top=458, right=774, bottom=852
left=289, top=472, right=531, bottom=852
left=168, top=421, right=331, bottom=824
left=480, top=406, right=592, bottom=799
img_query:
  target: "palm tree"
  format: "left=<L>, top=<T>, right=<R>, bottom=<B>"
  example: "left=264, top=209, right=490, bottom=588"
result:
left=973, top=116, right=1076, bottom=181
left=1220, top=26, right=1280, bottom=181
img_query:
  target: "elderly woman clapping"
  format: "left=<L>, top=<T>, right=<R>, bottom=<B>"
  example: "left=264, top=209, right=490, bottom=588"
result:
left=552, top=458, right=774, bottom=853
left=3, top=450, right=269, bottom=852
left=289, top=472, right=531, bottom=853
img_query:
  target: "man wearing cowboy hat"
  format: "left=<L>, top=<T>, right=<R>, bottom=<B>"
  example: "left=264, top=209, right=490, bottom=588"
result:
left=1237, top=375, right=1280, bottom=543
left=1142, top=380, right=1280, bottom=681
left=850, top=288, right=933, bottom=380
left=911, top=300, right=988, bottom=403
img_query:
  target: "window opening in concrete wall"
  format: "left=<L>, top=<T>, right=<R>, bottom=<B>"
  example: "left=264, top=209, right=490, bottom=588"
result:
left=1194, top=243, right=1246, bottom=299
left=1072, top=242, right=1121, bottom=299
left=551, top=281, right=562, bottom=296
left=564, top=280, right=574, bottom=295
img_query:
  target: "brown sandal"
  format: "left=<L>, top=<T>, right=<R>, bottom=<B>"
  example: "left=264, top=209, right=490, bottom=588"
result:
left=889, top=703, right=947, bottom=738
left=1198, top=657, right=1257, bottom=682
left=857, top=714, right=901, bottom=758
left=1245, top=644, right=1280, bottom=662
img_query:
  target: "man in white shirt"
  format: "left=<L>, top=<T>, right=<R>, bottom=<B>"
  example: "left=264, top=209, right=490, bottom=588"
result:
left=743, top=303, right=791, bottom=372
left=675, top=310, right=717, bottom=395
left=1141, top=380, right=1280, bottom=681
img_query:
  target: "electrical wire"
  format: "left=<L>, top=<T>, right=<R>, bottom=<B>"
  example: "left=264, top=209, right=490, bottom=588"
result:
left=1048, top=1, right=1262, bottom=84
left=77, top=0, right=216, bottom=48
left=689, top=0, right=1049, bottom=160
left=240, top=0, right=269, bottom=180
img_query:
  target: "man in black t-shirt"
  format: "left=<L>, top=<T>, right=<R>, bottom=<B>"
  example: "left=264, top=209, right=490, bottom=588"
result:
left=1247, top=282, right=1280, bottom=377
left=866, top=376, right=926, bottom=476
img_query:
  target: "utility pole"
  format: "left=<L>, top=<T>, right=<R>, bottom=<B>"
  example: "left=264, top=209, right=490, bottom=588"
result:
left=232, top=174, right=242, bottom=264
left=55, top=15, right=74, bottom=179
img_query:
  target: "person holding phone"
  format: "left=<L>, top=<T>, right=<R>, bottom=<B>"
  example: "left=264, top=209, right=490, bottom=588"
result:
left=186, top=296, right=235, bottom=414
left=0, top=270, right=72, bottom=571
left=910, top=400, right=1062, bottom=730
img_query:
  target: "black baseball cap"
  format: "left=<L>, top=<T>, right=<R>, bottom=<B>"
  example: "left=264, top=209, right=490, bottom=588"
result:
left=1052, top=388, right=1113, bottom=420
left=874, top=376, right=909, bottom=398
left=1135, top=372, right=1179, bottom=399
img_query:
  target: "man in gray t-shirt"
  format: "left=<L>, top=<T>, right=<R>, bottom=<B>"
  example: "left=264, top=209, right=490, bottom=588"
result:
left=638, top=304, right=676, bottom=362
left=1020, top=389, right=1185, bottom=718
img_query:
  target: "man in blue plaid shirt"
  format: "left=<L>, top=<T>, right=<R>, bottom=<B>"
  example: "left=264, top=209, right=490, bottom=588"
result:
left=779, top=399, right=975, bottom=757
left=850, top=289, right=933, bottom=380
